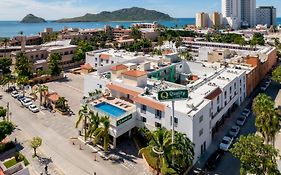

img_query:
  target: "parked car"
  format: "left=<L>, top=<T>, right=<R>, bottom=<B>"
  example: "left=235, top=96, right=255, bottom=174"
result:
left=241, top=109, right=251, bottom=118
left=6, top=86, right=16, bottom=93
left=21, top=98, right=32, bottom=107
left=219, top=136, right=233, bottom=151
left=228, top=125, right=240, bottom=137
left=28, top=105, right=39, bottom=113
left=205, top=149, right=224, bottom=170
left=11, top=91, right=19, bottom=98
left=236, top=116, right=247, bottom=126
left=17, top=95, right=25, bottom=101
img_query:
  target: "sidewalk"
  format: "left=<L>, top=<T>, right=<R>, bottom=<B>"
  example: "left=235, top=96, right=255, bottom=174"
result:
left=11, top=129, right=65, bottom=175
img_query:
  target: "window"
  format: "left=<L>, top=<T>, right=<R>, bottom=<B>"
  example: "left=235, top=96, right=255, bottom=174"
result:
left=218, top=53, right=222, bottom=55
left=199, top=115, right=203, bottom=123
left=217, top=106, right=220, bottom=113
left=230, top=87, right=232, bottom=94
left=95, top=57, right=97, bottom=61
left=142, top=117, right=146, bottom=123
left=234, top=82, right=237, bottom=89
left=224, top=91, right=227, bottom=98
left=174, top=117, right=178, bottom=127
left=111, top=61, right=114, bottom=64
left=106, top=60, right=109, bottom=64
left=155, top=110, right=162, bottom=119
left=141, top=105, right=146, bottom=113
left=225, top=101, right=227, bottom=106
left=99, top=85, right=102, bottom=89
left=199, top=129, right=203, bottom=136
left=155, top=122, right=161, bottom=128
left=95, top=63, right=97, bottom=67
left=217, top=96, right=220, bottom=104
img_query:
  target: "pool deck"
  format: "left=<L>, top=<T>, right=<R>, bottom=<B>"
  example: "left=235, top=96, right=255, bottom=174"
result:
left=88, top=97, right=135, bottom=113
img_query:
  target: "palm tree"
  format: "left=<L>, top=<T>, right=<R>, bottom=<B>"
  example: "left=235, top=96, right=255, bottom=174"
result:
left=86, top=112, right=100, bottom=140
left=172, top=132, right=194, bottom=172
left=76, top=105, right=89, bottom=141
left=140, top=128, right=174, bottom=175
left=16, top=75, right=29, bottom=96
left=252, top=94, right=280, bottom=145
left=0, top=74, right=15, bottom=89
left=33, top=85, right=49, bottom=106
left=93, top=116, right=110, bottom=151
left=55, top=97, right=68, bottom=112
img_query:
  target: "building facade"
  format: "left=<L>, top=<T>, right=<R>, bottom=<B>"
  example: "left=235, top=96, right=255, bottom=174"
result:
left=256, top=6, right=276, bottom=26
left=196, top=12, right=209, bottom=28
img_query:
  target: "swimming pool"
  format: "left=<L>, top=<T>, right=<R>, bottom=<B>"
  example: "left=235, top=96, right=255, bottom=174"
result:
left=94, top=102, right=126, bottom=117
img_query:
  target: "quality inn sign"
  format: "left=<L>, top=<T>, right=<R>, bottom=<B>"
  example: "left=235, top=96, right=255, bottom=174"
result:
left=158, top=89, right=188, bottom=101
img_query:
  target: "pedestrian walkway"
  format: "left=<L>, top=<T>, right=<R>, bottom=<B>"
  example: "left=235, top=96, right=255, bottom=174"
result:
left=11, top=130, right=65, bottom=175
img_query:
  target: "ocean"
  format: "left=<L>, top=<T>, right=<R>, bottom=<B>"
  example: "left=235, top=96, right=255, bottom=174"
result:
left=0, top=18, right=281, bottom=38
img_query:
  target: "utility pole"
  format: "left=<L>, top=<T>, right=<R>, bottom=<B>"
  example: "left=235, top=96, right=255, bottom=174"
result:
left=171, top=100, right=175, bottom=166
left=6, top=102, right=9, bottom=121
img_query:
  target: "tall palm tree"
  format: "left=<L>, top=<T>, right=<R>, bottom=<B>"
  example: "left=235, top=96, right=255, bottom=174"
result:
left=86, top=112, right=100, bottom=140
left=252, top=94, right=280, bottom=145
left=140, top=128, right=174, bottom=175
left=16, top=75, right=29, bottom=96
left=93, top=116, right=110, bottom=151
left=76, top=105, right=89, bottom=141
left=36, top=85, right=49, bottom=106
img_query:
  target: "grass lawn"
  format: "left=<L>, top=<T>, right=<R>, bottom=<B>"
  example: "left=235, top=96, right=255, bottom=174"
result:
left=3, top=154, right=29, bottom=168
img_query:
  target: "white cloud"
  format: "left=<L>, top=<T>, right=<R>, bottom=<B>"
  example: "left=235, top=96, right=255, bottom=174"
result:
left=0, top=0, right=98, bottom=20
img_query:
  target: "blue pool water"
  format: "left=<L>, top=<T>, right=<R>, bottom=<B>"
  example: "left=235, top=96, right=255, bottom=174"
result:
left=95, top=102, right=126, bottom=117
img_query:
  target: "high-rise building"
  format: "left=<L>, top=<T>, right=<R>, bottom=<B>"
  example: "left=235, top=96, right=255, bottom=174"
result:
left=196, top=12, right=209, bottom=28
left=222, top=0, right=241, bottom=29
left=222, top=0, right=241, bottom=19
left=256, top=6, right=276, bottom=26
left=241, top=0, right=256, bottom=27
left=221, top=0, right=257, bottom=28
left=210, top=12, right=222, bottom=27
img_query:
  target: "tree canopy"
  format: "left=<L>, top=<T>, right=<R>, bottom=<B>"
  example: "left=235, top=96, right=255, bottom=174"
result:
left=74, top=40, right=93, bottom=61
left=272, top=66, right=281, bottom=83
left=252, top=93, right=280, bottom=144
left=0, top=121, right=14, bottom=142
left=230, top=135, right=279, bottom=175
left=48, top=53, right=62, bottom=76
left=30, top=137, right=42, bottom=157
left=0, top=57, right=12, bottom=75
left=15, top=52, right=32, bottom=78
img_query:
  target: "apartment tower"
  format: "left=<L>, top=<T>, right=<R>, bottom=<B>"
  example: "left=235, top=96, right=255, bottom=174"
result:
left=256, top=6, right=276, bottom=26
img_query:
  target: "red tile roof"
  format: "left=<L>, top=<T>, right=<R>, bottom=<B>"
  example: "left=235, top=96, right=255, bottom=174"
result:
left=47, top=92, right=60, bottom=102
left=133, top=96, right=166, bottom=111
left=205, top=87, right=222, bottom=100
left=111, top=64, right=128, bottom=71
left=162, top=50, right=174, bottom=55
left=99, top=54, right=110, bottom=60
left=106, top=84, right=143, bottom=97
left=81, top=63, right=93, bottom=70
left=122, top=70, right=147, bottom=77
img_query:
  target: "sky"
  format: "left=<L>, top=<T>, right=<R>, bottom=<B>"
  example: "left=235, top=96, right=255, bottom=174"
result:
left=0, top=0, right=280, bottom=20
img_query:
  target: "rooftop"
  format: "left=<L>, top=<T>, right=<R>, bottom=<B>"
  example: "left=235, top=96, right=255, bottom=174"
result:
left=111, top=64, right=128, bottom=71
left=122, top=70, right=147, bottom=77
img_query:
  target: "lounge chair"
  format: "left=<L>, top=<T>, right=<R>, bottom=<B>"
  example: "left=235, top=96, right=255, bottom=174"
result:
left=115, top=101, right=120, bottom=105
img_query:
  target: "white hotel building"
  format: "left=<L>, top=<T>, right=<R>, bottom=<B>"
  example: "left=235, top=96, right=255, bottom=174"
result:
left=83, top=50, right=246, bottom=163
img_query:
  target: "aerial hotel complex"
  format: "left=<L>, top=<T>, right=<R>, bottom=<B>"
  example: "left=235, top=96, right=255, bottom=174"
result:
left=82, top=38, right=277, bottom=162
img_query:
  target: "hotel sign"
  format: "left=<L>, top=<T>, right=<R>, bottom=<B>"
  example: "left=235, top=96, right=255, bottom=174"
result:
left=117, top=114, right=132, bottom=126
left=158, top=89, right=188, bottom=101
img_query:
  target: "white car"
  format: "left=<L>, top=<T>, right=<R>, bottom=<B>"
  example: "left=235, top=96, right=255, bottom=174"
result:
left=219, top=136, right=233, bottom=151
left=241, top=109, right=251, bottom=118
left=11, top=91, right=19, bottom=98
left=28, top=105, right=39, bottom=113
left=21, top=98, right=33, bottom=107
left=228, top=125, right=240, bottom=138
left=236, top=116, right=247, bottom=126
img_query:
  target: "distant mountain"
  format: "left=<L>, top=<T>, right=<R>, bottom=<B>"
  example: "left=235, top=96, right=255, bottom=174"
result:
left=20, top=14, right=47, bottom=23
left=56, top=7, right=174, bottom=22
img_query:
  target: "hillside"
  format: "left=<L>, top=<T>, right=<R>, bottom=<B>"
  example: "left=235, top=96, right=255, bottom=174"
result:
left=20, top=14, right=47, bottom=23
left=56, top=7, right=174, bottom=22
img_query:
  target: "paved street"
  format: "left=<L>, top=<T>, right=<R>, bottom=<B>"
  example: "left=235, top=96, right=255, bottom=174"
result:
left=0, top=74, right=151, bottom=175
left=198, top=78, right=281, bottom=175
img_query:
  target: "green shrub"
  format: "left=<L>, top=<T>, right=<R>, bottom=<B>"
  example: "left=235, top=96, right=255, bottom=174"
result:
left=0, top=142, right=16, bottom=153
